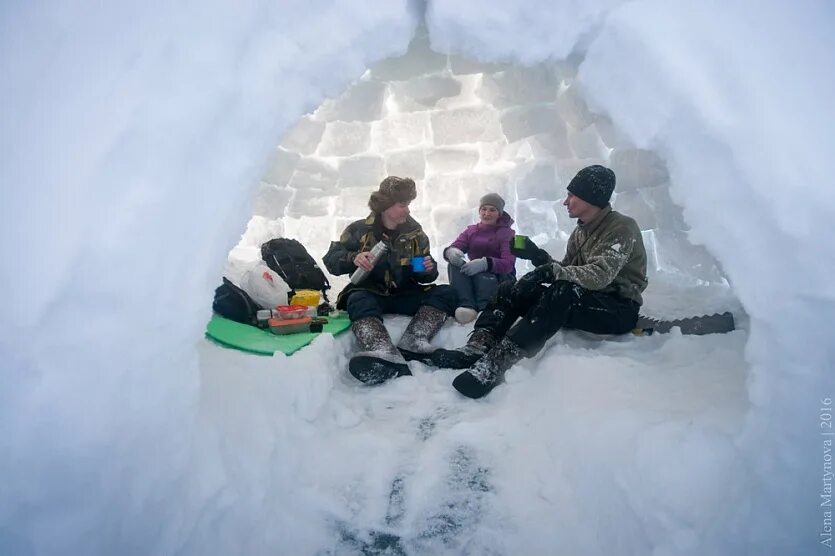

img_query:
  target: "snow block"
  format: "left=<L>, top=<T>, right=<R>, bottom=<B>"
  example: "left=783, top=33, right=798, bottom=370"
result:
left=430, top=205, right=477, bottom=248
left=262, top=147, right=300, bottom=187
left=611, top=190, right=658, bottom=231
left=431, top=107, right=503, bottom=145
left=286, top=188, right=331, bottom=217
left=556, top=84, right=594, bottom=130
left=476, top=66, right=560, bottom=108
left=515, top=200, right=559, bottom=239
left=338, top=155, right=386, bottom=189
left=514, top=162, right=559, bottom=201
left=594, top=114, right=634, bottom=149
left=646, top=229, right=726, bottom=283
left=461, top=174, right=513, bottom=208
left=337, top=188, right=374, bottom=217
left=372, top=113, right=430, bottom=151
left=609, top=148, right=670, bottom=192
left=504, top=129, right=572, bottom=161
left=288, top=157, right=339, bottom=193
left=639, top=184, right=686, bottom=231
left=252, top=184, right=294, bottom=219
left=384, top=148, right=426, bottom=180
left=568, top=123, right=610, bottom=160
left=389, top=76, right=462, bottom=111
left=280, top=117, right=325, bottom=155
left=314, top=80, right=387, bottom=122
left=499, top=105, right=561, bottom=143
left=426, top=147, right=479, bottom=174
left=318, top=121, right=371, bottom=157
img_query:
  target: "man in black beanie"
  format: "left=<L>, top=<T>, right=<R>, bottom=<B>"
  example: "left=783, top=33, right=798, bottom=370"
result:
left=426, top=165, right=648, bottom=399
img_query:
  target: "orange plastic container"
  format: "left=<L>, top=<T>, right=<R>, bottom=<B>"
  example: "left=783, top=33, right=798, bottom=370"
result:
left=268, top=316, right=312, bottom=335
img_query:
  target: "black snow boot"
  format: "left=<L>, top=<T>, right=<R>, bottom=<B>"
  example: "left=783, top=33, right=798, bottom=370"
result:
left=452, top=337, right=524, bottom=399
left=397, top=305, right=448, bottom=362
left=427, top=328, right=497, bottom=369
left=349, top=317, right=411, bottom=385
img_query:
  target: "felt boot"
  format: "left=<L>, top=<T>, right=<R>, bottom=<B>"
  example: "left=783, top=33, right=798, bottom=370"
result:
left=397, top=305, right=448, bottom=362
left=349, top=317, right=410, bottom=385
left=452, top=336, right=524, bottom=398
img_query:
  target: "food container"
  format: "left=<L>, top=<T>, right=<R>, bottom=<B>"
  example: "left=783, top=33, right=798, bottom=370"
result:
left=268, top=316, right=312, bottom=335
left=290, top=289, right=321, bottom=307
left=276, top=305, right=308, bottom=319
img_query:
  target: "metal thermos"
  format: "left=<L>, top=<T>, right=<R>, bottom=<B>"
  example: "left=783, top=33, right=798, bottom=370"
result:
left=350, top=242, right=388, bottom=285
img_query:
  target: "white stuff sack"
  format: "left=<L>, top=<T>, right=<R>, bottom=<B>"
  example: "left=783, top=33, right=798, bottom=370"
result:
left=243, top=261, right=290, bottom=308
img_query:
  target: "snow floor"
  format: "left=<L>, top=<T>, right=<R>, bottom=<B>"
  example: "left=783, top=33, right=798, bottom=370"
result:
left=193, top=291, right=748, bottom=555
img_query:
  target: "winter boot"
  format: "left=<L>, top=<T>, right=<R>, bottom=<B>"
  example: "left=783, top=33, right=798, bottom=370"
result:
left=452, top=337, right=524, bottom=399
left=427, top=327, right=497, bottom=369
left=397, top=305, right=448, bottom=362
left=349, top=317, right=411, bottom=385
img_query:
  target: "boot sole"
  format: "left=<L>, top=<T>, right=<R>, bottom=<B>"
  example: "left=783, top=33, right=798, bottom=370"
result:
left=349, top=355, right=411, bottom=385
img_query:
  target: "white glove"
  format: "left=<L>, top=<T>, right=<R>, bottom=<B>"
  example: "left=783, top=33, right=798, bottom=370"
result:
left=445, top=247, right=466, bottom=267
left=461, top=257, right=489, bottom=276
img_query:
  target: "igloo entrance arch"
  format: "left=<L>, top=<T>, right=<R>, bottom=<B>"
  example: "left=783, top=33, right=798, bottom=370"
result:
left=227, top=23, right=736, bottom=318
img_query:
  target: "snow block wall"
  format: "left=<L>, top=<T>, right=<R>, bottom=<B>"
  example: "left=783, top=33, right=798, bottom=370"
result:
left=229, top=24, right=727, bottom=299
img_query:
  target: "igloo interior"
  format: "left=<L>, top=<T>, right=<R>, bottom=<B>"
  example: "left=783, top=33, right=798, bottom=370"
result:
left=1, top=1, right=832, bottom=554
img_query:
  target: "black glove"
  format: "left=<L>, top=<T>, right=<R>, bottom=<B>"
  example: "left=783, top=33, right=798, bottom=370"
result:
left=512, top=262, right=561, bottom=297
left=509, top=236, right=553, bottom=266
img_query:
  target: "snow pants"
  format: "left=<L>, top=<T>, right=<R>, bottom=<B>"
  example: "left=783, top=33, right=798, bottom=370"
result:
left=447, top=264, right=515, bottom=311
left=474, top=280, right=640, bottom=357
left=345, top=285, right=457, bottom=322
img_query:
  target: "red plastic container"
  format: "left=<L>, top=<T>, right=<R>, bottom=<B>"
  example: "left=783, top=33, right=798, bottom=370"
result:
left=276, top=305, right=308, bottom=320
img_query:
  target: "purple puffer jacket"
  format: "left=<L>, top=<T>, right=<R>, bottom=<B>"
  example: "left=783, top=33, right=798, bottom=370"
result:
left=445, top=212, right=516, bottom=274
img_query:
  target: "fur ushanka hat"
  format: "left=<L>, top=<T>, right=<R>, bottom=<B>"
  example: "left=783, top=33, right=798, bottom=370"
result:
left=368, top=176, right=417, bottom=213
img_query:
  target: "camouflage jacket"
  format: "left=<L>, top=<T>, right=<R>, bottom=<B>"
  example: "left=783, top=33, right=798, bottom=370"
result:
left=556, top=206, right=648, bottom=305
left=323, top=213, right=439, bottom=308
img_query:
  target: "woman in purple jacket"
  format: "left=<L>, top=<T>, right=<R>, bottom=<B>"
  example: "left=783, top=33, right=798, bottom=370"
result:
left=443, top=193, right=517, bottom=324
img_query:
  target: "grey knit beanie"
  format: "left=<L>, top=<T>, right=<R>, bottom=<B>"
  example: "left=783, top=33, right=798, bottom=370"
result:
left=567, top=165, right=616, bottom=208
left=479, top=192, right=505, bottom=213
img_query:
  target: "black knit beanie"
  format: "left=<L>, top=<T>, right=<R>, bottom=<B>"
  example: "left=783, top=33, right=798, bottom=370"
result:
left=368, top=176, right=417, bottom=213
left=567, top=165, right=616, bottom=208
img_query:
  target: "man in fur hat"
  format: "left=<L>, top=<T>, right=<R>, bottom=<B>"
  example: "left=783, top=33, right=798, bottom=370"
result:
left=425, top=165, right=648, bottom=399
left=323, top=176, right=456, bottom=384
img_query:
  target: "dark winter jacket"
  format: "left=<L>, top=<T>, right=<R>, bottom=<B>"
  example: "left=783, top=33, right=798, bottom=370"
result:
left=445, top=212, right=517, bottom=274
left=557, top=206, right=648, bottom=305
left=323, top=213, right=439, bottom=309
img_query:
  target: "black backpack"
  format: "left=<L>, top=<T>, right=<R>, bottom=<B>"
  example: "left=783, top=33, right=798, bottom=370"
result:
left=212, top=277, right=264, bottom=325
left=261, top=238, right=331, bottom=301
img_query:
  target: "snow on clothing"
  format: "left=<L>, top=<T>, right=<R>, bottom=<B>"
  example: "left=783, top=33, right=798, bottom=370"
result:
left=323, top=213, right=456, bottom=319
left=445, top=204, right=647, bottom=384
left=446, top=212, right=517, bottom=275
left=556, top=205, right=648, bottom=305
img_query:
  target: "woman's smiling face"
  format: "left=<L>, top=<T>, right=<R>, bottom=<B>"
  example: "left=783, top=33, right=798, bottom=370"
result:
left=479, top=204, right=500, bottom=225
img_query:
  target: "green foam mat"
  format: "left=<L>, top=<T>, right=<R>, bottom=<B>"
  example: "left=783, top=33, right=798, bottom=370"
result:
left=205, top=314, right=352, bottom=356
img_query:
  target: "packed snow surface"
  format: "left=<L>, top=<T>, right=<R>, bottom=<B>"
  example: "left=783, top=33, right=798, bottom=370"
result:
left=1, top=0, right=833, bottom=554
